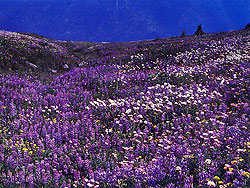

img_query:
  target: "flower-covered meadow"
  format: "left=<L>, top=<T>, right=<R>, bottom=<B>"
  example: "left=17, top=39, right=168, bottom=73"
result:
left=0, top=29, right=250, bottom=187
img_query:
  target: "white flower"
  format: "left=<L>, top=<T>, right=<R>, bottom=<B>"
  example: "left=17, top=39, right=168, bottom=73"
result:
left=138, top=115, right=143, bottom=119
left=237, top=149, right=245, bottom=152
left=87, top=183, right=94, bottom=187
left=125, top=109, right=131, bottom=114
left=176, top=166, right=181, bottom=171
left=205, top=159, right=211, bottom=165
left=207, top=180, right=216, bottom=187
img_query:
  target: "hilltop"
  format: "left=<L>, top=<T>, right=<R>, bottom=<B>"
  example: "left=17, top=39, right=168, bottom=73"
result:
left=1, top=28, right=250, bottom=75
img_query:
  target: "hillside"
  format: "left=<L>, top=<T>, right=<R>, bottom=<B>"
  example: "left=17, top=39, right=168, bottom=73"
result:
left=0, top=29, right=250, bottom=187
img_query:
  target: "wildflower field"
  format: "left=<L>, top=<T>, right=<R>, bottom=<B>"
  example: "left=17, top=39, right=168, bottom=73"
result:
left=0, top=29, right=250, bottom=187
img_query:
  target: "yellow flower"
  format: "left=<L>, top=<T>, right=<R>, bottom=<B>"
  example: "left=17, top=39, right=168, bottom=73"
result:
left=29, top=151, right=33, bottom=155
left=231, top=160, right=237, bottom=164
left=229, top=168, right=234, bottom=172
left=218, top=181, right=223, bottom=184
left=53, top=118, right=57, bottom=123
left=239, top=158, right=244, bottom=162
left=242, top=172, right=250, bottom=178
left=23, top=148, right=28, bottom=151
left=214, top=176, right=220, bottom=180
left=3, top=106, right=6, bottom=109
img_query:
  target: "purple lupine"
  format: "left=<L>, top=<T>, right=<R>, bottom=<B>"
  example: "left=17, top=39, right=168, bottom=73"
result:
left=26, top=174, right=34, bottom=188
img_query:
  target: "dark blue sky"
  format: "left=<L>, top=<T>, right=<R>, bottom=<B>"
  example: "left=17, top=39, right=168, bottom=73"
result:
left=0, top=0, right=250, bottom=42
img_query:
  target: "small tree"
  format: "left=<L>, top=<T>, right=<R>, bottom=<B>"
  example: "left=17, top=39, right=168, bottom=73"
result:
left=181, top=30, right=186, bottom=37
left=245, top=23, right=250, bottom=29
left=194, top=24, right=205, bottom=36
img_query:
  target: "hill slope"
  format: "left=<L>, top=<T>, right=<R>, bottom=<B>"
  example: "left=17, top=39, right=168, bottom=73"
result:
left=0, top=30, right=94, bottom=73
left=0, top=29, right=250, bottom=187
left=1, top=29, right=250, bottom=73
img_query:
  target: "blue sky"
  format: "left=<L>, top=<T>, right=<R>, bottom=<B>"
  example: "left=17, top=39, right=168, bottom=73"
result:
left=0, top=0, right=249, bottom=42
